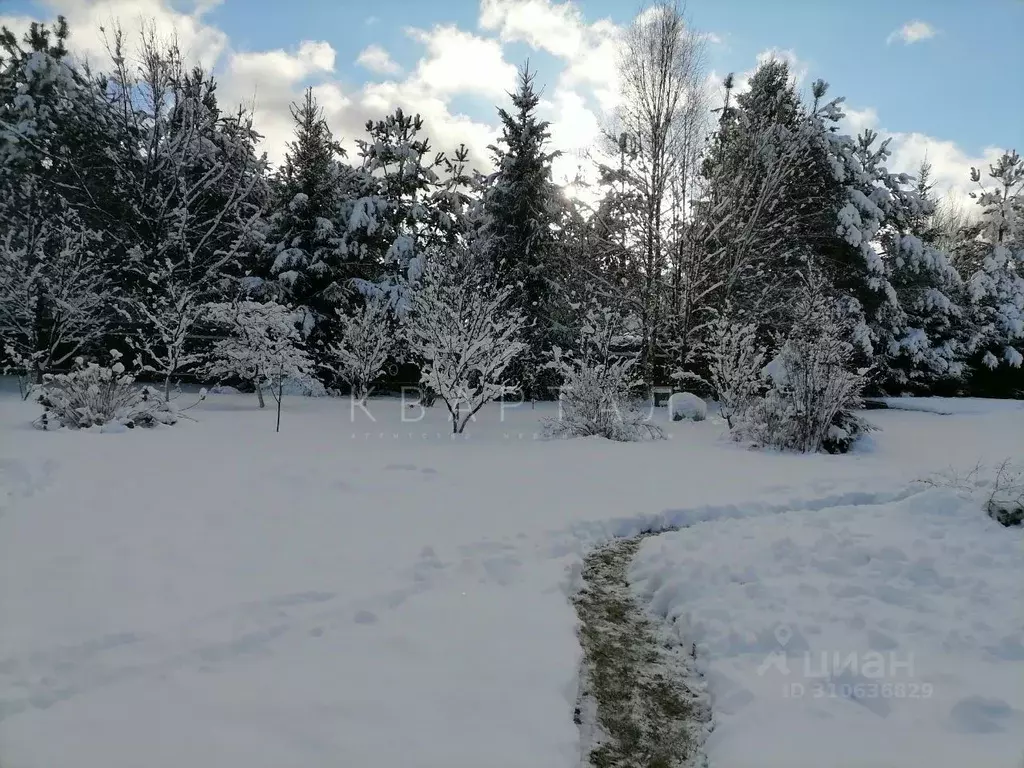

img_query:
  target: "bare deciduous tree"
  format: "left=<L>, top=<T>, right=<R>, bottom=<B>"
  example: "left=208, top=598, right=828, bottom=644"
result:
left=614, top=0, right=708, bottom=385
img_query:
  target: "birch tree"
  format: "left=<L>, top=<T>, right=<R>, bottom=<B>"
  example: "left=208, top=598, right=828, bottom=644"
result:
left=615, top=0, right=708, bottom=384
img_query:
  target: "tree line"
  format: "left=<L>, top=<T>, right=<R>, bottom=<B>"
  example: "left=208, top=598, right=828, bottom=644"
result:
left=1, top=7, right=1021, bottom=416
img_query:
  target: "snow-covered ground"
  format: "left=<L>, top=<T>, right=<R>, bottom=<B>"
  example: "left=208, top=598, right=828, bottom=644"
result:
left=632, top=490, right=1024, bottom=768
left=0, top=387, right=1021, bottom=767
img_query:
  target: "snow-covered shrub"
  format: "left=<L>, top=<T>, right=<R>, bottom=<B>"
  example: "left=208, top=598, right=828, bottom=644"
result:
left=668, top=392, right=707, bottom=422
left=709, top=314, right=766, bottom=428
left=326, top=291, right=395, bottom=402
left=206, top=385, right=241, bottom=395
left=205, top=300, right=314, bottom=408
left=278, top=376, right=327, bottom=397
left=735, top=289, right=871, bottom=454
left=33, top=352, right=178, bottom=430
left=545, top=305, right=664, bottom=442
left=404, top=248, right=527, bottom=434
left=919, top=460, right=1024, bottom=527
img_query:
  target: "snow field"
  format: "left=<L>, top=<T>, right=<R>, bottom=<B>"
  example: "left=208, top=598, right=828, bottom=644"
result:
left=0, top=390, right=1021, bottom=767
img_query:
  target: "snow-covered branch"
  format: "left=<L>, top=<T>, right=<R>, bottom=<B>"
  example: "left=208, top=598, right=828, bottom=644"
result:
left=404, top=249, right=527, bottom=434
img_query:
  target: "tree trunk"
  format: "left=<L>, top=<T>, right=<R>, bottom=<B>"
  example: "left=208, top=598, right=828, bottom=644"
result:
left=33, top=290, right=45, bottom=384
left=164, top=374, right=172, bottom=403
left=256, top=379, right=265, bottom=409
left=276, top=366, right=283, bottom=433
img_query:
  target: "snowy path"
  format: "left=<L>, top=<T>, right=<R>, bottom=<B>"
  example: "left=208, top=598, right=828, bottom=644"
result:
left=1, top=394, right=1021, bottom=767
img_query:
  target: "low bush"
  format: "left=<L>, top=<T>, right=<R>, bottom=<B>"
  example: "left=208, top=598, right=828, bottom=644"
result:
left=33, top=352, right=180, bottom=430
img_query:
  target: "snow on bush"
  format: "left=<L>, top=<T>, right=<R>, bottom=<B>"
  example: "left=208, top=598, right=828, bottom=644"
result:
left=987, top=462, right=1024, bottom=527
left=326, top=291, right=395, bottom=403
left=921, top=460, right=1024, bottom=528
left=545, top=305, right=664, bottom=442
left=204, top=300, right=314, bottom=408
left=278, top=376, right=327, bottom=397
left=735, top=287, right=871, bottom=454
left=668, top=391, right=707, bottom=422
left=404, top=248, right=527, bottom=434
left=709, top=314, right=766, bottom=428
left=206, top=385, right=240, bottom=395
left=32, top=351, right=180, bottom=431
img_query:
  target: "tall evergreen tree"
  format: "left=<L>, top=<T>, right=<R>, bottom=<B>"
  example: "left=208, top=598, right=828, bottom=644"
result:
left=962, top=151, right=1024, bottom=373
left=268, top=88, right=349, bottom=340
left=829, top=129, right=964, bottom=390
left=481, top=65, right=563, bottom=397
left=701, top=63, right=842, bottom=333
left=354, top=109, right=449, bottom=287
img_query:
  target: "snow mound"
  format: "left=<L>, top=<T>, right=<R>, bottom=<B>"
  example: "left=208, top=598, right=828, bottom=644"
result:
left=669, top=392, right=707, bottom=422
left=630, top=488, right=1024, bottom=767
left=206, top=385, right=241, bottom=395
left=278, top=377, right=327, bottom=397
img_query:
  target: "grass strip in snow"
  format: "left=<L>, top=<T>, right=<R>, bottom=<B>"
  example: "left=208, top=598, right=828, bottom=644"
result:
left=573, top=535, right=708, bottom=768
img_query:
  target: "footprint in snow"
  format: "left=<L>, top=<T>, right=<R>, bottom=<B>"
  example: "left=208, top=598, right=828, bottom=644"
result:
left=384, top=463, right=438, bottom=477
left=949, top=696, right=1019, bottom=734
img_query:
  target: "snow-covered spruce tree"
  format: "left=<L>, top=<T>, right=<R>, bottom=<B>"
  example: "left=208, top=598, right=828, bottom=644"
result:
left=480, top=65, right=565, bottom=398
left=352, top=110, right=446, bottom=286
left=204, top=300, right=313, bottom=409
left=0, top=19, right=119, bottom=386
left=829, top=130, right=965, bottom=391
left=961, top=151, right=1024, bottom=373
left=325, top=290, right=395, bottom=403
left=709, top=310, right=766, bottom=429
left=404, top=248, right=527, bottom=435
left=699, top=65, right=843, bottom=337
left=266, top=87, right=350, bottom=351
left=735, top=274, right=871, bottom=454
left=545, top=303, right=664, bottom=441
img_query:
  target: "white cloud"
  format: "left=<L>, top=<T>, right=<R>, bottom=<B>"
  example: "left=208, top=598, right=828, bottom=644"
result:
left=479, top=0, right=624, bottom=184
left=356, top=44, right=400, bottom=76
left=543, top=89, right=601, bottom=183
left=23, top=0, right=228, bottom=70
left=231, top=41, right=335, bottom=82
left=838, top=105, right=997, bottom=208
left=841, top=105, right=879, bottom=137
left=3, top=0, right=990, bottom=213
left=887, top=133, right=1001, bottom=208
left=887, top=20, right=937, bottom=45
left=406, top=25, right=517, bottom=100
left=479, top=0, right=586, bottom=59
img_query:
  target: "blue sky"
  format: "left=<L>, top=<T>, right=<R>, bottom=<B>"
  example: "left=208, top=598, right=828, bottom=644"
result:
left=3, top=0, right=1022, bottom=198
left=179, top=0, right=1022, bottom=156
